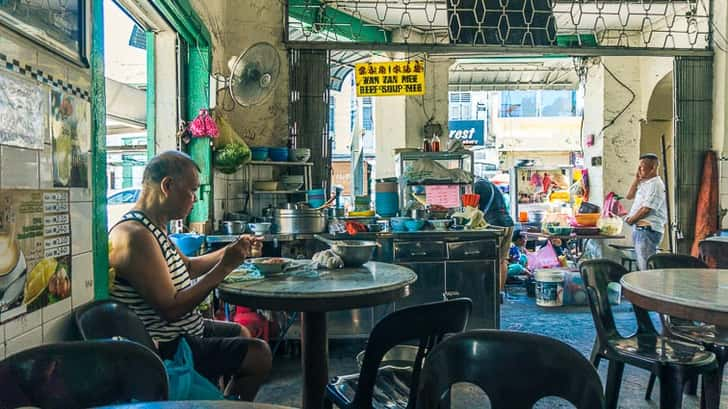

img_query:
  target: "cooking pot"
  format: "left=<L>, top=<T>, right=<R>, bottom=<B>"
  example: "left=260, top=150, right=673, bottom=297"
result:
left=275, top=208, right=326, bottom=234
left=219, top=220, right=246, bottom=235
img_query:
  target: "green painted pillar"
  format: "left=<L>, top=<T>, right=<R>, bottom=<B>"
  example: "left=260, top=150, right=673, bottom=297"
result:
left=187, top=45, right=212, bottom=225
left=146, top=31, right=156, bottom=160
left=90, top=0, right=109, bottom=299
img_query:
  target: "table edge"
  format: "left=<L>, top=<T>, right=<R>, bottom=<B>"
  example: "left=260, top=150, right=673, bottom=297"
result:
left=620, top=270, right=728, bottom=314
left=218, top=272, right=417, bottom=300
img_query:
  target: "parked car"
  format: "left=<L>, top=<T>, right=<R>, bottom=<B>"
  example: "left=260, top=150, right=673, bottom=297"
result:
left=107, top=188, right=140, bottom=227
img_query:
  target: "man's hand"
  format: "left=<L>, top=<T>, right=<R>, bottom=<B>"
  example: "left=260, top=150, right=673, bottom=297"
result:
left=221, top=235, right=262, bottom=270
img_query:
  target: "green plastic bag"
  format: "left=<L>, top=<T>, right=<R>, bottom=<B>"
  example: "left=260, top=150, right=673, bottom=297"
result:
left=164, top=338, right=224, bottom=401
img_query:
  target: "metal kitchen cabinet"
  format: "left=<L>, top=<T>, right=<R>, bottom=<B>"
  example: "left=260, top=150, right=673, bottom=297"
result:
left=446, top=260, right=499, bottom=329
left=394, top=262, right=446, bottom=310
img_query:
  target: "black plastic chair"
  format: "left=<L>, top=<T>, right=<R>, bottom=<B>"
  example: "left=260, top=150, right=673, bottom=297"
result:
left=74, top=299, right=157, bottom=352
left=645, top=254, right=728, bottom=406
left=0, top=339, right=168, bottom=409
left=324, top=298, right=472, bottom=409
left=580, top=259, right=721, bottom=409
left=416, top=330, right=605, bottom=409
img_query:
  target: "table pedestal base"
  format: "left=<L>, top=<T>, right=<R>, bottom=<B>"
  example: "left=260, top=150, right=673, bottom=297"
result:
left=301, top=311, right=328, bottom=409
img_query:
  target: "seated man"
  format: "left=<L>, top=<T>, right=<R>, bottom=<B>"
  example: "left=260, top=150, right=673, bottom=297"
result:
left=507, top=231, right=531, bottom=281
left=108, top=151, right=271, bottom=400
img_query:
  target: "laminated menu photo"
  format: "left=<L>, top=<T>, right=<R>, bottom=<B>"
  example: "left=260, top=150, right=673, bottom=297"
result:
left=0, top=189, right=72, bottom=323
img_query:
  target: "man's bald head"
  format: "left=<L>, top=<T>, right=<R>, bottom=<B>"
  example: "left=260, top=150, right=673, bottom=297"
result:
left=142, top=151, right=200, bottom=187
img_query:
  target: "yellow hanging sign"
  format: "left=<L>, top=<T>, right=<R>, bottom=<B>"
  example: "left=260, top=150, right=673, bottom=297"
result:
left=354, top=61, right=426, bottom=97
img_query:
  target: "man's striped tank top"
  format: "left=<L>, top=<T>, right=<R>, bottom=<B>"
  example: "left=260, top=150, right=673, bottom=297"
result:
left=110, top=211, right=204, bottom=342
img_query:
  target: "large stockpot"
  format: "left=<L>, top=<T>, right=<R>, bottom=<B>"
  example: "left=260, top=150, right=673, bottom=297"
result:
left=274, top=208, right=326, bottom=234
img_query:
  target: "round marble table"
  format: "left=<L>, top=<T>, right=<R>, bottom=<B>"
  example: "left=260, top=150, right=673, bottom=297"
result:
left=620, top=269, right=728, bottom=327
left=96, top=402, right=296, bottom=409
left=218, top=261, right=417, bottom=409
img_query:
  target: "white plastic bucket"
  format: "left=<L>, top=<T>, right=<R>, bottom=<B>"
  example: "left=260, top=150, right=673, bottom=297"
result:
left=535, top=269, right=565, bottom=307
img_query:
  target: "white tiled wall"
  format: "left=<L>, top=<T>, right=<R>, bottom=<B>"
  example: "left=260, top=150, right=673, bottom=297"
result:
left=213, top=166, right=276, bottom=225
left=0, top=26, right=95, bottom=357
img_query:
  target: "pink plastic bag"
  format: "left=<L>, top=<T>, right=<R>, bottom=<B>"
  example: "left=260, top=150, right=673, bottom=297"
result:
left=526, top=241, right=561, bottom=269
left=602, top=192, right=627, bottom=217
left=188, top=109, right=219, bottom=138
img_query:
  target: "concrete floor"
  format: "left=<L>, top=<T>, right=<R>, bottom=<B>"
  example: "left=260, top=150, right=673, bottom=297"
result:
left=256, top=295, right=728, bottom=408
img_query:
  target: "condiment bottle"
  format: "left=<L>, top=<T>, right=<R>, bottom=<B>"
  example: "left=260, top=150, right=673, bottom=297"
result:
left=423, top=136, right=432, bottom=152
left=431, top=133, right=441, bottom=152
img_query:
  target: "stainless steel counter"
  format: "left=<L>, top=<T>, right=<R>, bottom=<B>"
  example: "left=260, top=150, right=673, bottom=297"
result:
left=209, top=229, right=504, bottom=339
left=206, top=228, right=504, bottom=245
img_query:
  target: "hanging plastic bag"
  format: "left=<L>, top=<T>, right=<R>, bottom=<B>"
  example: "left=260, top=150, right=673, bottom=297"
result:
left=188, top=109, right=219, bottom=138
left=602, top=192, right=628, bottom=218
left=164, top=338, right=224, bottom=401
left=526, top=241, right=561, bottom=270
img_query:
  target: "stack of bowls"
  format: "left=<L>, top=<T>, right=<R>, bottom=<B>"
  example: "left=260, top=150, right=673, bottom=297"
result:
left=251, top=147, right=269, bottom=161
left=289, top=148, right=311, bottom=162
left=280, top=175, right=304, bottom=191
left=269, top=147, right=289, bottom=162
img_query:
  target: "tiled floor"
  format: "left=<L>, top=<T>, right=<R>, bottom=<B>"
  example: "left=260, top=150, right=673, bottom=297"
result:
left=256, top=296, right=728, bottom=408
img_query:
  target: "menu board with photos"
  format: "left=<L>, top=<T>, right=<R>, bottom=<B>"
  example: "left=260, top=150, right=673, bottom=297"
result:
left=0, top=189, right=71, bottom=323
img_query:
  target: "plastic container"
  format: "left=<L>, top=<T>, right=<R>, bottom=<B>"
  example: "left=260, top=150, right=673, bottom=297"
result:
left=375, top=182, right=399, bottom=217
left=404, top=219, right=426, bottom=232
left=307, top=188, right=326, bottom=208
left=535, top=269, right=565, bottom=307
left=269, top=147, right=289, bottom=162
left=250, top=147, right=269, bottom=161
left=390, top=217, right=409, bottom=232
left=563, top=270, right=587, bottom=305
left=169, top=233, right=205, bottom=256
left=574, top=213, right=600, bottom=227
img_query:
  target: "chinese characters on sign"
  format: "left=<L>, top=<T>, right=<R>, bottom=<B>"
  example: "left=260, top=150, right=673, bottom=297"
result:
left=355, top=61, right=425, bottom=97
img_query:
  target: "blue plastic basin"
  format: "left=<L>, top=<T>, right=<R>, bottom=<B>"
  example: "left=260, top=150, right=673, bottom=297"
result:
left=169, top=233, right=205, bottom=256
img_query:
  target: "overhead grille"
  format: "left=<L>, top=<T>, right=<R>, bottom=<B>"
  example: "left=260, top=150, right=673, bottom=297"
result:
left=287, top=0, right=712, bottom=54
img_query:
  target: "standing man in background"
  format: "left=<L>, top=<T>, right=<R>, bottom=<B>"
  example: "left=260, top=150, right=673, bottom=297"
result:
left=624, top=153, right=668, bottom=270
left=474, top=177, right=514, bottom=293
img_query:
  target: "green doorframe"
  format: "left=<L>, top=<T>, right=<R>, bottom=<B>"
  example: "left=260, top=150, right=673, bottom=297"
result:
left=91, top=0, right=109, bottom=299
left=149, top=0, right=212, bottom=225
left=146, top=31, right=156, bottom=160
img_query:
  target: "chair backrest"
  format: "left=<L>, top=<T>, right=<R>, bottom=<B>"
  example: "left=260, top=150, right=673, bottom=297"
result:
left=416, top=330, right=605, bottom=409
left=579, top=259, right=656, bottom=344
left=74, top=299, right=157, bottom=352
left=697, top=239, right=728, bottom=268
left=0, top=339, right=168, bottom=409
left=647, top=253, right=708, bottom=269
left=353, top=298, right=472, bottom=409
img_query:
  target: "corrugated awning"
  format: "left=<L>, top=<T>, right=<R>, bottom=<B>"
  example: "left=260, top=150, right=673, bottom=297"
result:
left=449, top=58, right=579, bottom=91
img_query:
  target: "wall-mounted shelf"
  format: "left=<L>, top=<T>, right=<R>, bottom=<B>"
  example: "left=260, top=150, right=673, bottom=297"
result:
left=247, top=161, right=313, bottom=167
left=243, top=161, right=313, bottom=213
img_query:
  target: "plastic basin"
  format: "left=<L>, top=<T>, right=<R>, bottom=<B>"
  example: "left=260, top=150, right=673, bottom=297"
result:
left=169, top=233, right=205, bottom=256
